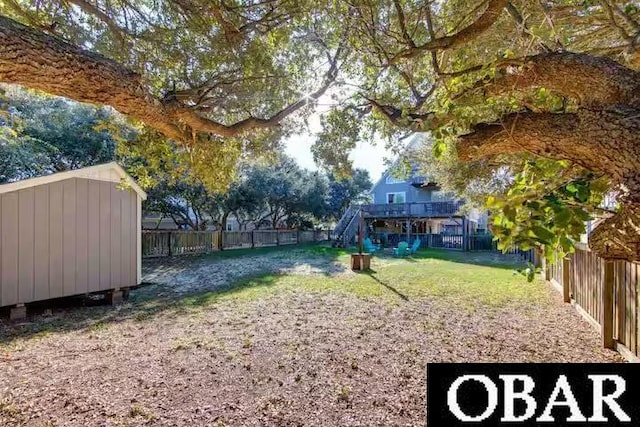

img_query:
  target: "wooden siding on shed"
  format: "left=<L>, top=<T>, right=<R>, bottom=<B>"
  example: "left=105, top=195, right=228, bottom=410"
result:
left=0, top=177, right=139, bottom=307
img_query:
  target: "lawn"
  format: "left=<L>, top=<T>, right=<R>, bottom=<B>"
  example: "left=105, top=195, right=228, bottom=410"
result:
left=0, top=245, right=622, bottom=426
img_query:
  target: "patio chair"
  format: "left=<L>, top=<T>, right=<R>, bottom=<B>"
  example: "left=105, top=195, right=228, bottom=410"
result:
left=363, top=237, right=380, bottom=253
left=410, top=238, right=421, bottom=254
left=393, top=241, right=410, bottom=257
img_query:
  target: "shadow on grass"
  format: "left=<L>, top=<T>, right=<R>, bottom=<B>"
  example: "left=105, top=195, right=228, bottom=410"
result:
left=0, top=243, right=345, bottom=344
left=355, top=269, right=409, bottom=302
left=143, top=243, right=350, bottom=279
left=406, top=248, right=531, bottom=270
left=343, top=245, right=529, bottom=270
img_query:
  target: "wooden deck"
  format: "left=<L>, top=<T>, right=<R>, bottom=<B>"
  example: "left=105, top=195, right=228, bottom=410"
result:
left=361, top=201, right=464, bottom=219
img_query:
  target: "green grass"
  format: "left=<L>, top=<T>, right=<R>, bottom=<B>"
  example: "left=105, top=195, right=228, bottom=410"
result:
left=179, top=248, right=548, bottom=310
left=0, top=246, right=548, bottom=347
left=191, top=242, right=332, bottom=260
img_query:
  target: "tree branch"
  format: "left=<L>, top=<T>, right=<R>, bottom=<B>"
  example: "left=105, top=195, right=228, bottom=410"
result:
left=390, top=0, right=508, bottom=63
left=457, top=109, right=640, bottom=175
left=467, top=52, right=640, bottom=108
left=0, top=15, right=342, bottom=143
left=392, top=0, right=415, bottom=48
left=365, top=97, right=449, bottom=131
left=458, top=108, right=640, bottom=260
left=424, top=3, right=441, bottom=77
left=66, top=0, right=129, bottom=47
left=0, top=15, right=189, bottom=141
left=505, top=1, right=552, bottom=51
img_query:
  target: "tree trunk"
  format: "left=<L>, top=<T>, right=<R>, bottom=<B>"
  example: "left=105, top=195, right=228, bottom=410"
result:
left=0, top=15, right=187, bottom=142
left=0, top=15, right=339, bottom=143
left=457, top=106, right=640, bottom=261
left=221, top=212, right=230, bottom=232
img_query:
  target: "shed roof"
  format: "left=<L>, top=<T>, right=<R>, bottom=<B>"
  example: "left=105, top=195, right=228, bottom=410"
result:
left=0, top=162, right=147, bottom=200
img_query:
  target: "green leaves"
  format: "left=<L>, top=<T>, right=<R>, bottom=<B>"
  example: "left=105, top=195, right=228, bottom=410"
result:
left=433, top=140, right=447, bottom=158
left=485, top=159, right=609, bottom=264
left=313, top=106, right=363, bottom=176
left=531, top=226, right=555, bottom=243
left=0, top=85, right=123, bottom=182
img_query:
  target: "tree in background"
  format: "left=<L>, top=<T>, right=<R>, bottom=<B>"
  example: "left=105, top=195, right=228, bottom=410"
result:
left=242, top=156, right=330, bottom=230
left=3, top=1, right=640, bottom=259
left=327, top=169, right=372, bottom=221
left=143, top=179, right=221, bottom=230
left=0, top=85, right=123, bottom=182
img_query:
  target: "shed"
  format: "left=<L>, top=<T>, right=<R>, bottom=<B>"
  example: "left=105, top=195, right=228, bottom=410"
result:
left=0, top=162, right=147, bottom=315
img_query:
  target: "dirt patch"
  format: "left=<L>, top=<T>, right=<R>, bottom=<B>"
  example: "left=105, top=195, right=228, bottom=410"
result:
left=0, top=250, right=624, bottom=426
left=142, top=248, right=348, bottom=296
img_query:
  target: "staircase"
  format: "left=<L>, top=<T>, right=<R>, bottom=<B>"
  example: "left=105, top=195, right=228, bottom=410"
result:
left=334, top=206, right=361, bottom=247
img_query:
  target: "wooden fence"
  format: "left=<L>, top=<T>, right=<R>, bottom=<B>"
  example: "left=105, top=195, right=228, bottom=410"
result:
left=380, top=233, right=465, bottom=250
left=371, top=233, right=535, bottom=261
left=142, top=229, right=331, bottom=258
left=468, top=234, right=500, bottom=251
left=548, top=242, right=639, bottom=361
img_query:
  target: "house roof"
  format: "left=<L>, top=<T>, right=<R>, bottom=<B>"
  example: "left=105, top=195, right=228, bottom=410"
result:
left=0, top=162, right=147, bottom=200
left=370, top=133, right=428, bottom=193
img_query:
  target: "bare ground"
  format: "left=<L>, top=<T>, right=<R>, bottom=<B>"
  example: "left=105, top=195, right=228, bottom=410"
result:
left=0, top=248, right=623, bottom=427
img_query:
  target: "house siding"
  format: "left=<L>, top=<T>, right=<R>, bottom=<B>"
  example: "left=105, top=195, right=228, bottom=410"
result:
left=0, top=177, right=140, bottom=307
left=372, top=175, right=433, bottom=204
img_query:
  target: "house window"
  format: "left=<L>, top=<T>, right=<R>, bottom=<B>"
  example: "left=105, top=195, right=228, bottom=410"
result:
left=226, top=223, right=234, bottom=231
left=386, top=192, right=406, bottom=204
left=385, top=175, right=405, bottom=184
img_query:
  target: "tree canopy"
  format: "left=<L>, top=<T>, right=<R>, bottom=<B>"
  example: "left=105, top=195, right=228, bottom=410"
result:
left=1, top=0, right=640, bottom=259
left=144, top=156, right=333, bottom=230
left=0, top=84, right=123, bottom=181
left=327, top=169, right=373, bottom=220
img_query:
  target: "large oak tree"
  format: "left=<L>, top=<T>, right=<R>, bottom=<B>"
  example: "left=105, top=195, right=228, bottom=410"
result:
left=1, top=0, right=640, bottom=260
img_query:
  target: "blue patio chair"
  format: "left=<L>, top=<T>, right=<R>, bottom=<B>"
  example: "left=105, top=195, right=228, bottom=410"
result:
left=363, top=237, right=380, bottom=253
left=393, top=241, right=410, bottom=257
left=410, top=238, right=421, bottom=254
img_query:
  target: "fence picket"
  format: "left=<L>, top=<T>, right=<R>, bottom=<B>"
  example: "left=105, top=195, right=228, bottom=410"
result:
left=142, top=229, right=330, bottom=258
left=549, top=243, right=640, bottom=360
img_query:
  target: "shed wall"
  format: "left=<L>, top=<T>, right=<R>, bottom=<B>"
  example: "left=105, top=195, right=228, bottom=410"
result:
left=0, top=178, right=139, bottom=307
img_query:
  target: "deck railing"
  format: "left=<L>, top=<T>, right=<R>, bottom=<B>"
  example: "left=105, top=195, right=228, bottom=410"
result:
left=334, top=206, right=356, bottom=236
left=361, top=200, right=464, bottom=218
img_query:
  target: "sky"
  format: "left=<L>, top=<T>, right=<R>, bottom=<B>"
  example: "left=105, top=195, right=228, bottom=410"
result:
left=284, top=134, right=391, bottom=182
left=283, top=99, right=393, bottom=182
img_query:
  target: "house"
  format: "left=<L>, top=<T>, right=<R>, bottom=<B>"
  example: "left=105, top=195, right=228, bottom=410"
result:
left=334, top=136, right=487, bottom=249
left=0, top=162, right=146, bottom=319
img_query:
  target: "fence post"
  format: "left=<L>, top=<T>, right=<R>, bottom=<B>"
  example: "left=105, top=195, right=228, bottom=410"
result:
left=462, top=218, right=468, bottom=251
left=296, top=229, right=300, bottom=244
left=542, top=248, right=551, bottom=281
left=533, top=248, right=542, bottom=268
left=562, top=257, right=571, bottom=303
left=276, top=230, right=280, bottom=246
left=167, top=231, right=172, bottom=257
left=251, top=230, right=255, bottom=249
left=602, top=259, right=615, bottom=349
